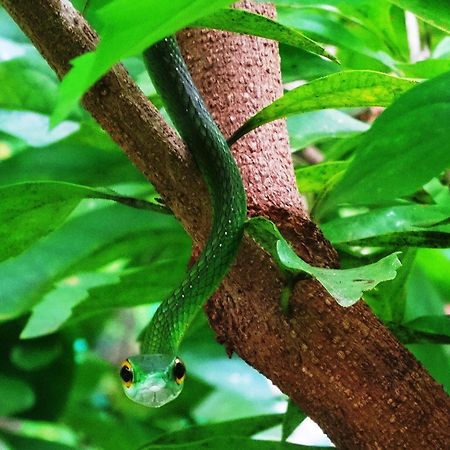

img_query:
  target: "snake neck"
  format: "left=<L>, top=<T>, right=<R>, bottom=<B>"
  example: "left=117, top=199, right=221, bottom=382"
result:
left=141, top=37, right=247, bottom=355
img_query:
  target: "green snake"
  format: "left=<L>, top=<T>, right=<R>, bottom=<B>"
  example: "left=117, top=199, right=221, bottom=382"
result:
left=120, top=36, right=247, bottom=407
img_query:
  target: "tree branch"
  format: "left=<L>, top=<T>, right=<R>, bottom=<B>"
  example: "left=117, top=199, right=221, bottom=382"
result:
left=3, top=0, right=449, bottom=448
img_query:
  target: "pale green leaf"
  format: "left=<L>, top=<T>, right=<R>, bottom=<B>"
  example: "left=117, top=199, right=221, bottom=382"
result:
left=246, top=217, right=402, bottom=307
left=277, top=240, right=402, bottom=307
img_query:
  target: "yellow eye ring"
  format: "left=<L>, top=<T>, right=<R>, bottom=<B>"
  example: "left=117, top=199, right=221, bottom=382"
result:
left=173, top=358, right=186, bottom=385
left=120, top=359, right=133, bottom=388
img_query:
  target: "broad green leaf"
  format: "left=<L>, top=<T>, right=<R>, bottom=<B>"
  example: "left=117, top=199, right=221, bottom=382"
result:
left=194, top=9, right=336, bottom=62
left=20, top=272, right=119, bottom=339
left=365, top=249, right=417, bottom=323
left=277, top=239, right=402, bottom=306
left=341, top=230, right=450, bottom=248
left=246, top=216, right=402, bottom=307
left=322, top=71, right=450, bottom=210
left=408, top=344, right=450, bottom=392
left=276, top=5, right=397, bottom=68
left=288, top=110, right=369, bottom=150
left=152, top=415, right=283, bottom=444
left=0, top=132, right=145, bottom=187
left=0, top=203, right=187, bottom=320
left=0, top=375, right=35, bottom=416
left=0, top=110, right=79, bottom=147
left=142, top=436, right=328, bottom=450
left=229, top=71, right=415, bottom=143
left=280, top=45, right=340, bottom=83
left=53, top=0, right=234, bottom=124
left=388, top=0, right=450, bottom=33
left=0, top=40, right=59, bottom=114
left=70, top=259, right=189, bottom=321
left=0, top=181, right=167, bottom=263
left=282, top=400, right=307, bottom=442
left=321, top=203, right=450, bottom=244
left=396, top=58, right=450, bottom=79
left=404, top=315, right=450, bottom=338
left=295, top=161, right=349, bottom=194
left=416, top=249, right=450, bottom=299
left=0, top=418, right=77, bottom=448
left=10, top=340, right=62, bottom=371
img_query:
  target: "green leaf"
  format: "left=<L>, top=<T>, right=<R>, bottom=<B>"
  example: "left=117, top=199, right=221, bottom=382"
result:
left=280, top=45, right=340, bottom=83
left=0, top=418, right=77, bottom=448
left=288, top=110, right=369, bottom=150
left=152, top=415, right=283, bottom=444
left=295, top=161, right=349, bottom=194
left=0, top=40, right=59, bottom=114
left=278, top=240, right=402, bottom=306
left=404, top=315, right=450, bottom=338
left=10, top=340, right=62, bottom=371
left=341, top=230, right=450, bottom=248
left=0, top=375, right=35, bottom=416
left=229, top=71, right=415, bottom=144
left=396, top=58, right=450, bottom=79
left=0, top=181, right=167, bottom=263
left=20, top=272, right=119, bottom=339
left=142, top=436, right=328, bottom=450
left=321, top=203, right=450, bottom=244
left=52, top=0, right=234, bottom=124
left=365, top=249, right=417, bottom=323
left=388, top=0, right=450, bottom=33
left=322, top=71, right=450, bottom=210
left=276, top=5, right=398, bottom=68
left=71, top=259, right=189, bottom=320
left=194, top=9, right=337, bottom=62
left=282, top=400, right=307, bottom=442
left=246, top=217, right=402, bottom=307
left=0, top=203, right=187, bottom=320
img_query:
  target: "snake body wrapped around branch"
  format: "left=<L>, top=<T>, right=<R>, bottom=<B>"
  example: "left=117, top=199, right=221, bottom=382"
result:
left=120, top=36, right=247, bottom=407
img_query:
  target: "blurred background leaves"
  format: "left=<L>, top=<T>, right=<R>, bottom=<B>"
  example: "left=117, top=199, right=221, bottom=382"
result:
left=0, top=0, right=449, bottom=449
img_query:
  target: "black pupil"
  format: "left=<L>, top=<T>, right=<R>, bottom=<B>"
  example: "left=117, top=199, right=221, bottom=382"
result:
left=174, top=361, right=186, bottom=380
left=120, top=365, right=133, bottom=383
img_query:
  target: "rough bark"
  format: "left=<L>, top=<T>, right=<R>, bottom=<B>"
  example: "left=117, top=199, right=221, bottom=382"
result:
left=3, top=0, right=449, bottom=448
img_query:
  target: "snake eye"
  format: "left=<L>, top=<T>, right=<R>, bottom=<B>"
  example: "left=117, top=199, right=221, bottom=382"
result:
left=173, top=358, right=186, bottom=385
left=120, top=359, right=133, bottom=388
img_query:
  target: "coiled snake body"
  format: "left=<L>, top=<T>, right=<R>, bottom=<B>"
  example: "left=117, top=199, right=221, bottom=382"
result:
left=120, top=36, right=247, bottom=407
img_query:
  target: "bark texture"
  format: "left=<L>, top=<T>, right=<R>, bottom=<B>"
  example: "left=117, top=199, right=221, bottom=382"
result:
left=3, top=0, right=450, bottom=448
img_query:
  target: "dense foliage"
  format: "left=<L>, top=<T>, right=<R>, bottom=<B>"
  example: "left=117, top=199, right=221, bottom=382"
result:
left=0, top=0, right=449, bottom=448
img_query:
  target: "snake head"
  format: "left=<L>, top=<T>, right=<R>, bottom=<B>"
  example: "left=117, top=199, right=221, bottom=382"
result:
left=120, top=354, right=186, bottom=407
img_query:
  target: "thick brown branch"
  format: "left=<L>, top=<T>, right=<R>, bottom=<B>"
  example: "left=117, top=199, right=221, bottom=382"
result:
left=3, top=0, right=450, bottom=448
